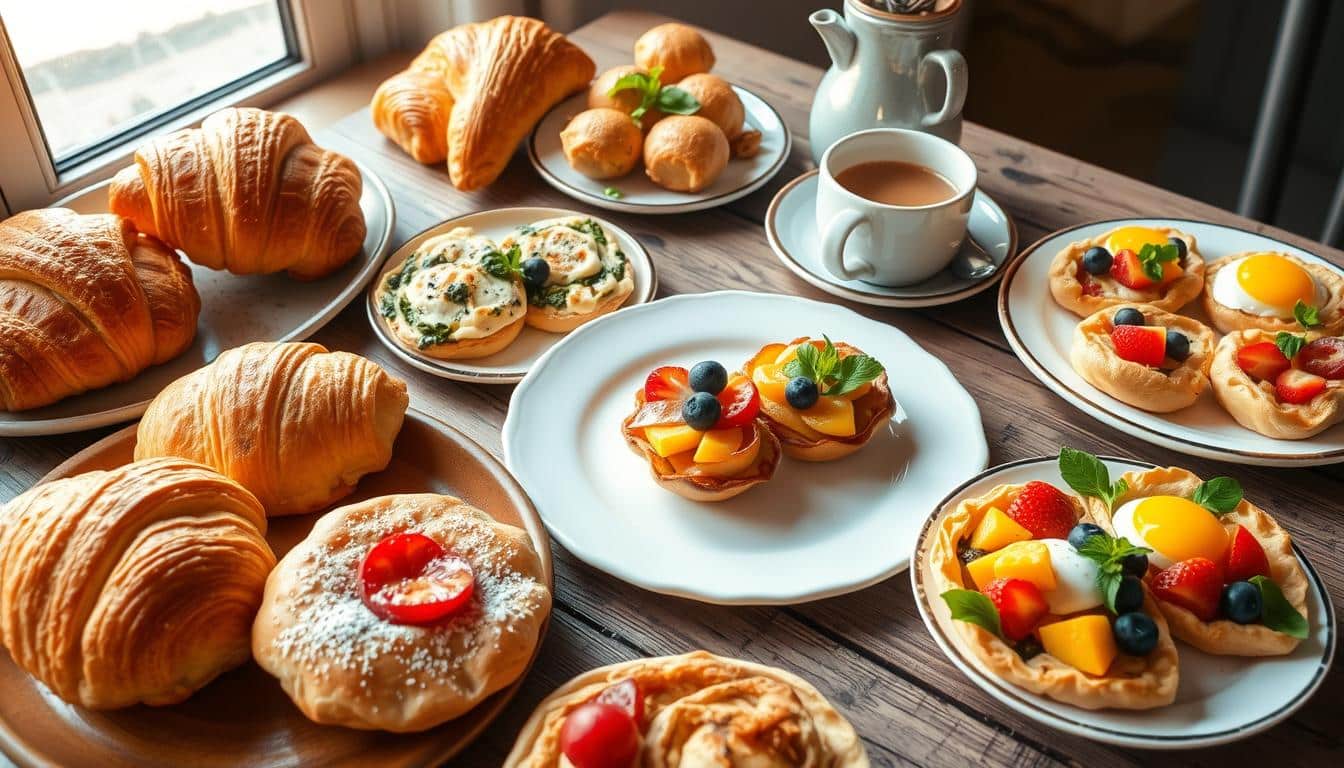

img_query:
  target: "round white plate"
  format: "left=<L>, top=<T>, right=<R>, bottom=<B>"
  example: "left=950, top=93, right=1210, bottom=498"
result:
left=912, top=455, right=1335, bottom=749
left=766, top=170, right=1018, bottom=308
left=502, top=290, right=988, bottom=604
left=999, top=218, right=1344, bottom=466
left=527, top=86, right=790, bottom=214
left=365, top=207, right=657, bottom=384
left=0, top=163, right=395, bottom=436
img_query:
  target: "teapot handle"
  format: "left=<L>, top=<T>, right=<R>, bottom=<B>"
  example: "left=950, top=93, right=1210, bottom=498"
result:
left=919, top=49, right=968, bottom=130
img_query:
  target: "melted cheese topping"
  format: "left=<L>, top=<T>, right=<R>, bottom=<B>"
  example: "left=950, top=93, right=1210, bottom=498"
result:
left=503, top=217, right=634, bottom=315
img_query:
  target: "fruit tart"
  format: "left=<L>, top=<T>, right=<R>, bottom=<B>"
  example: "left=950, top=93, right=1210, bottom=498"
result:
left=1049, top=225, right=1204, bottom=317
left=1070, top=303, right=1215, bottom=412
left=1209, top=327, right=1344, bottom=439
left=1202, top=251, right=1344, bottom=336
left=622, top=360, right=781, bottom=501
left=503, top=651, right=869, bottom=768
left=1064, top=450, right=1310, bottom=656
left=930, top=473, right=1178, bottom=710
left=742, top=336, right=895, bottom=461
left=500, top=216, right=636, bottom=333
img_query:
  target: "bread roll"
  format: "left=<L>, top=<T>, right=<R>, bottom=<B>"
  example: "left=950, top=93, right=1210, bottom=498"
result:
left=643, top=115, right=729, bottom=193
left=634, top=23, right=715, bottom=84
left=561, top=108, right=643, bottom=179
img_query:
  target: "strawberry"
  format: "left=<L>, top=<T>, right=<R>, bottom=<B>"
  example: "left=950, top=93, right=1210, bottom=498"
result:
left=983, top=578, right=1049, bottom=642
left=1151, top=557, right=1223, bottom=621
left=1236, top=342, right=1291, bottom=381
left=1225, top=525, right=1270, bottom=582
left=1299, top=337, right=1344, bottom=380
left=1075, top=264, right=1104, bottom=297
left=1005, top=481, right=1076, bottom=540
left=1109, top=249, right=1155, bottom=290
left=644, top=366, right=690, bottom=402
left=1274, top=368, right=1326, bottom=405
left=1110, top=325, right=1167, bottom=367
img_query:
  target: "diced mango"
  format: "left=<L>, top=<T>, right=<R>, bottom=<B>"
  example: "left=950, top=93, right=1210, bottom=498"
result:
left=800, top=396, right=856, bottom=437
left=666, top=451, right=696, bottom=473
left=693, top=428, right=742, bottom=463
left=993, top=541, right=1056, bottom=592
left=645, top=424, right=703, bottom=458
left=749, top=343, right=789, bottom=372
left=751, top=364, right=789, bottom=405
left=1159, top=259, right=1183, bottom=285
left=965, top=550, right=1003, bottom=590
left=969, top=507, right=1034, bottom=553
left=1038, top=615, right=1117, bottom=676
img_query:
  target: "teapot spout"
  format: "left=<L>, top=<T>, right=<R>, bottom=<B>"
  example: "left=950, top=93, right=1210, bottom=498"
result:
left=810, top=9, right=856, bottom=70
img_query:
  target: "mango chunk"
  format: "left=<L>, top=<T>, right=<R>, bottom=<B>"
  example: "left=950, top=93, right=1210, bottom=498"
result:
left=645, top=424, right=702, bottom=458
left=666, top=451, right=696, bottom=473
left=800, top=396, right=856, bottom=437
left=993, top=541, right=1056, bottom=592
left=1038, top=615, right=1117, bottom=676
left=693, top=428, right=742, bottom=463
left=751, top=364, right=788, bottom=405
left=965, top=550, right=1003, bottom=590
left=968, top=507, right=1034, bottom=552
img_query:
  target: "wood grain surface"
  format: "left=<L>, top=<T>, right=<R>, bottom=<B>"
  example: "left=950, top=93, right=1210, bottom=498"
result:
left=2, top=10, right=1341, bottom=767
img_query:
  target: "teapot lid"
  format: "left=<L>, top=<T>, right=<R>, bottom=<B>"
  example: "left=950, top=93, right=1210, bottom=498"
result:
left=849, top=0, right=962, bottom=23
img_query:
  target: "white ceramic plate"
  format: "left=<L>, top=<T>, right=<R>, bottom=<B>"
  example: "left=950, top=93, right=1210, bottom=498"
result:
left=502, top=290, right=988, bottom=604
left=999, top=218, right=1344, bottom=466
left=912, top=456, right=1335, bottom=749
left=767, top=170, right=1018, bottom=308
left=528, top=86, right=790, bottom=214
left=0, top=163, right=395, bottom=436
left=365, top=207, right=657, bottom=384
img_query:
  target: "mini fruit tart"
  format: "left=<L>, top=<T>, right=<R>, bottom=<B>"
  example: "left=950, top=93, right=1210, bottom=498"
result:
left=1048, top=225, right=1204, bottom=317
left=1202, top=251, right=1344, bottom=335
left=931, top=474, right=1178, bottom=710
left=1209, top=329, right=1344, bottom=439
left=742, top=336, right=895, bottom=461
left=621, top=360, right=782, bottom=501
left=1070, top=303, right=1215, bottom=413
left=500, top=216, right=636, bottom=333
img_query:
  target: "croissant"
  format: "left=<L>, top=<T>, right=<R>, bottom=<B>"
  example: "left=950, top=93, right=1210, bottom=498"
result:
left=0, top=208, right=199, bottom=411
left=0, top=457, right=275, bottom=709
left=372, top=15, right=595, bottom=190
left=134, top=341, right=409, bottom=516
left=108, top=107, right=366, bottom=279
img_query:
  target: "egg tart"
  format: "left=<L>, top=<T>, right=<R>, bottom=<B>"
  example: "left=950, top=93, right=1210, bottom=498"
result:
left=1049, top=225, right=1204, bottom=317
left=1209, top=329, right=1344, bottom=439
left=1202, top=251, right=1344, bottom=335
left=1070, top=303, right=1215, bottom=413
left=501, top=216, right=635, bottom=333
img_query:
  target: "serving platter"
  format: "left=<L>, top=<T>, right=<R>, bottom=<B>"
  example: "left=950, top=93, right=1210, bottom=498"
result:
left=0, top=163, right=395, bottom=437
left=0, top=409, right=551, bottom=768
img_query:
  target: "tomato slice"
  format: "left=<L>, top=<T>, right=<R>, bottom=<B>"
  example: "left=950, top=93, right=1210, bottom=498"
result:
left=559, top=702, right=639, bottom=768
left=595, top=678, right=645, bottom=724
left=714, top=374, right=761, bottom=428
left=359, top=532, right=475, bottom=625
left=644, top=366, right=690, bottom=402
left=1299, top=337, right=1344, bottom=380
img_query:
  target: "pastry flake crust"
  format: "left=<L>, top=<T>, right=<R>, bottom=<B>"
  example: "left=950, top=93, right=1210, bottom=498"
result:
left=1202, top=252, right=1344, bottom=335
left=1069, top=303, right=1215, bottom=412
left=1209, top=330, right=1344, bottom=439
left=1048, top=227, right=1204, bottom=317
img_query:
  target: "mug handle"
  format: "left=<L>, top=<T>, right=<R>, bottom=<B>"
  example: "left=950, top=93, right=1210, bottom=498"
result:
left=919, top=49, right=968, bottom=130
left=820, top=209, right=875, bottom=281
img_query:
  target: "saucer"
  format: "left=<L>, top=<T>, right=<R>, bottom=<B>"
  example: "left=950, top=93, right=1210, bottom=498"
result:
left=765, top=170, right=1017, bottom=308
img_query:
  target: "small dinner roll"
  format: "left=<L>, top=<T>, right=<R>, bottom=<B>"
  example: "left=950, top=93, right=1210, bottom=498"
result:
left=634, top=23, right=715, bottom=84
left=561, top=107, right=643, bottom=179
left=589, top=65, right=645, bottom=114
left=643, top=115, right=729, bottom=193
left=676, top=74, right=743, bottom=139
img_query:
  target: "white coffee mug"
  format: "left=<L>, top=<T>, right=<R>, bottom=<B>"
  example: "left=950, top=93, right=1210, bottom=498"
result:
left=817, top=128, right=977, bottom=287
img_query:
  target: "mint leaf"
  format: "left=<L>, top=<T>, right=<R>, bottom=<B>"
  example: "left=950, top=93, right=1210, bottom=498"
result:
left=1276, top=331, right=1306, bottom=360
left=1192, top=477, right=1242, bottom=516
left=1295, top=300, right=1321, bottom=329
left=829, top=353, right=885, bottom=396
left=607, top=71, right=653, bottom=98
left=1057, top=447, right=1127, bottom=512
left=941, top=589, right=1002, bottom=639
left=656, top=85, right=700, bottom=115
left=1077, top=532, right=1152, bottom=613
left=603, top=186, right=623, bottom=199
left=784, top=342, right=820, bottom=381
left=1137, top=242, right=1179, bottom=282
left=481, top=244, right=522, bottom=280
left=1250, top=576, right=1308, bottom=639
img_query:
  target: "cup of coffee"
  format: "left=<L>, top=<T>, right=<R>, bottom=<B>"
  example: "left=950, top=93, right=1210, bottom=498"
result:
left=816, top=128, right=976, bottom=286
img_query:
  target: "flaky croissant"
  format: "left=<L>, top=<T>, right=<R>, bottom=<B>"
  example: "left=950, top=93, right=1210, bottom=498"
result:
left=372, top=15, right=594, bottom=190
left=0, top=457, right=274, bottom=709
left=0, top=208, right=199, bottom=411
left=109, top=107, right=366, bottom=279
left=134, top=341, right=409, bottom=516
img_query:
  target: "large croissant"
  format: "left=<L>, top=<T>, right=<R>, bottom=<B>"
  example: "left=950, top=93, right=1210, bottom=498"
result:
left=109, top=107, right=366, bottom=279
left=134, top=341, right=409, bottom=516
left=0, top=457, right=275, bottom=709
left=372, top=15, right=595, bottom=190
left=0, top=208, right=199, bottom=411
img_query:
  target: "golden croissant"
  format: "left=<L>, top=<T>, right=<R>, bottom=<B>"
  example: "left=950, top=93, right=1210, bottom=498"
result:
left=0, top=457, right=275, bottom=709
left=0, top=208, right=199, bottom=411
left=109, top=107, right=366, bottom=279
left=372, top=15, right=595, bottom=190
left=134, top=341, right=408, bottom=516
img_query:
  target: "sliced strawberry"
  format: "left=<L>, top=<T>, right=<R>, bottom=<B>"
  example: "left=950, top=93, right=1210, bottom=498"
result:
left=1225, top=525, right=1270, bottom=582
left=644, top=366, right=690, bottom=402
left=1235, top=342, right=1291, bottom=381
left=1109, top=249, right=1155, bottom=290
left=1110, top=325, right=1167, bottom=367
left=1298, top=337, right=1344, bottom=380
left=1151, top=557, right=1223, bottom=622
left=714, top=375, right=761, bottom=429
left=1076, top=263, right=1104, bottom=297
left=983, top=578, right=1050, bottom=642
left=1005, top=481, right=1076, bottom=540
left=1275, top=368, right=1327, bottom=405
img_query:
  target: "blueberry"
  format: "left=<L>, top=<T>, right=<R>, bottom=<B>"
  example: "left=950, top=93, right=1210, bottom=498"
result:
left=1165, top=331, right=1190, bottom=361
left=1082, top=246, right=1112, bottom=275
left=1120, top=552, right=1149, bottom=578
left=1220, top=581, right=1263, bottom=624
left=1113, top=612, right=1159, bottom=656
left=1112, top=308, right=1145, bottom=327
left=1113, top=574, right=1144, bottom=614
left=1067, top=523, right=1105, bottom=550
left=689, top=361, right=728, bottom=394
left=785, top=376, right=820, bottom=409
left=1168, top=236, right=1188, bottom=261
left=681, top=392, right=721, bottom=431
left=521, top=257, right=550, bottom=288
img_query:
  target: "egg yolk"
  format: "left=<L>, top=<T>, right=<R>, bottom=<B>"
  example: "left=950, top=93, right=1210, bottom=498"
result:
left=1132, top=496, right=1228, bottom=565
left=1235, top=253, right=1316, bottom=314
left=1106, top=226, right=1168, bottom=255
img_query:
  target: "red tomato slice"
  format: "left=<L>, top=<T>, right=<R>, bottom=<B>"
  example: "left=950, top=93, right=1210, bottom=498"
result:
left=595, top=678, right=645, bottom=724
left=559, top=702, right=639, bottom=768
left=359, top=532, right=475, bottom=625
left=644, top=366, right=690, bottom=401
left=1299, top=337, right=1344, bottom=380
left=714, top=375, right=761, bottom=429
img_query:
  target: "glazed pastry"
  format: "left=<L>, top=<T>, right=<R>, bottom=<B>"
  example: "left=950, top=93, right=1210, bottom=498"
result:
left=109, top=107, right=365, bottom=280
left=621, top=360, right=780, bottom=501
left=253, top=494, right=551, bottom=732
left=743, top=337, right=895, bottom=461
left=1049, top=225, right=1204, bottom=317
left=643, top=115, right=729, bottom=193
left=371, top=16, right=595, bottom=190
left=1202, top=251, right=1344, bottom=335
left=1209, top=328, right=1344, bottom=439
left=1070, top=303, right=1215, bottom=413
left=500, top=217, right=635, bottom=332
left=135, top=341, right=408, bottom=516
left=0, top=208, right=198, bottom=411
left=375, top=227, right=527, bottom=358
left=675, top=73, right=761, bottom=157
left=634, top=23, right=715, bottom=84
left=504, top=651, right=869, bottom=767
left=0, top=457, right=274, bottom=709
left=560, top=108, right=643, bottom=179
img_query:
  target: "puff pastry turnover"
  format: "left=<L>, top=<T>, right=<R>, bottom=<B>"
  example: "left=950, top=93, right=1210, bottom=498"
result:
left=1209, top=330, right=1344, bottom=439
left=1049, top=226, right=1204, bottom=317
left=1070, top=303, right=1215, bottom=412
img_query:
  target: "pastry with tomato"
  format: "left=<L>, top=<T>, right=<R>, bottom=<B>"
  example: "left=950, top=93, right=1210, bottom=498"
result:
left=1049, top=225, right=1204, bottom=317
left=252, top=494, right=551, bottom=732
left=503, top=651, right=869, bottom=768
left=500, top=216, right=635, bottom=333
left=622, top=360, right=781, bottom=501
left=1202, top=251, right=1344, bottom=335
left=1209, top=328, right=1344, bottom=439
left=742, top=336, right=894, bottom=461
left=1070, top=303, right=1215, bottom=412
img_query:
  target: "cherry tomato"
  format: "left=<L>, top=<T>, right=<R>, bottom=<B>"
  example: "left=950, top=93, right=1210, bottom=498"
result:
left=595, top=678, right=644, bottom=724
left=359, top=532, right=475, bottom=625
left=1298, top=337, right=1344, bottom=380
left=714, top=375, right=761, bottom=429
left=644, top=366, right=690, bottom=402
left=559, top=702, right=638, bottom=768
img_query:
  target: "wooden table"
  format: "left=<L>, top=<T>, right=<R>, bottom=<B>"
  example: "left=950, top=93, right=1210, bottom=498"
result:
left=3, top=10, right=1341, bottom=767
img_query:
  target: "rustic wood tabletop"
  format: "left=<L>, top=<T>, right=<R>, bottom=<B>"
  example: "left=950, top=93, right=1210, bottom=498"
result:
left=2, top=10, right=1340, bottom=767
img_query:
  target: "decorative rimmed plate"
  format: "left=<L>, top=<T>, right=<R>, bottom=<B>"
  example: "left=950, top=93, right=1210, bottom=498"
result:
left=912, top=455, right=1334, bottom=749
left=0, top=409, right=551, bottom=768
left=527, top=86, right=790, bottom=214
left=767, top=170, right=1018, bottom=308
left=999, top=218, right=1344, bottom=466
left=0, top=163, right=395, bottom=437
left=502, top=290, right=987, bottom=604
left=365, top=207, right=657, bottom=384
